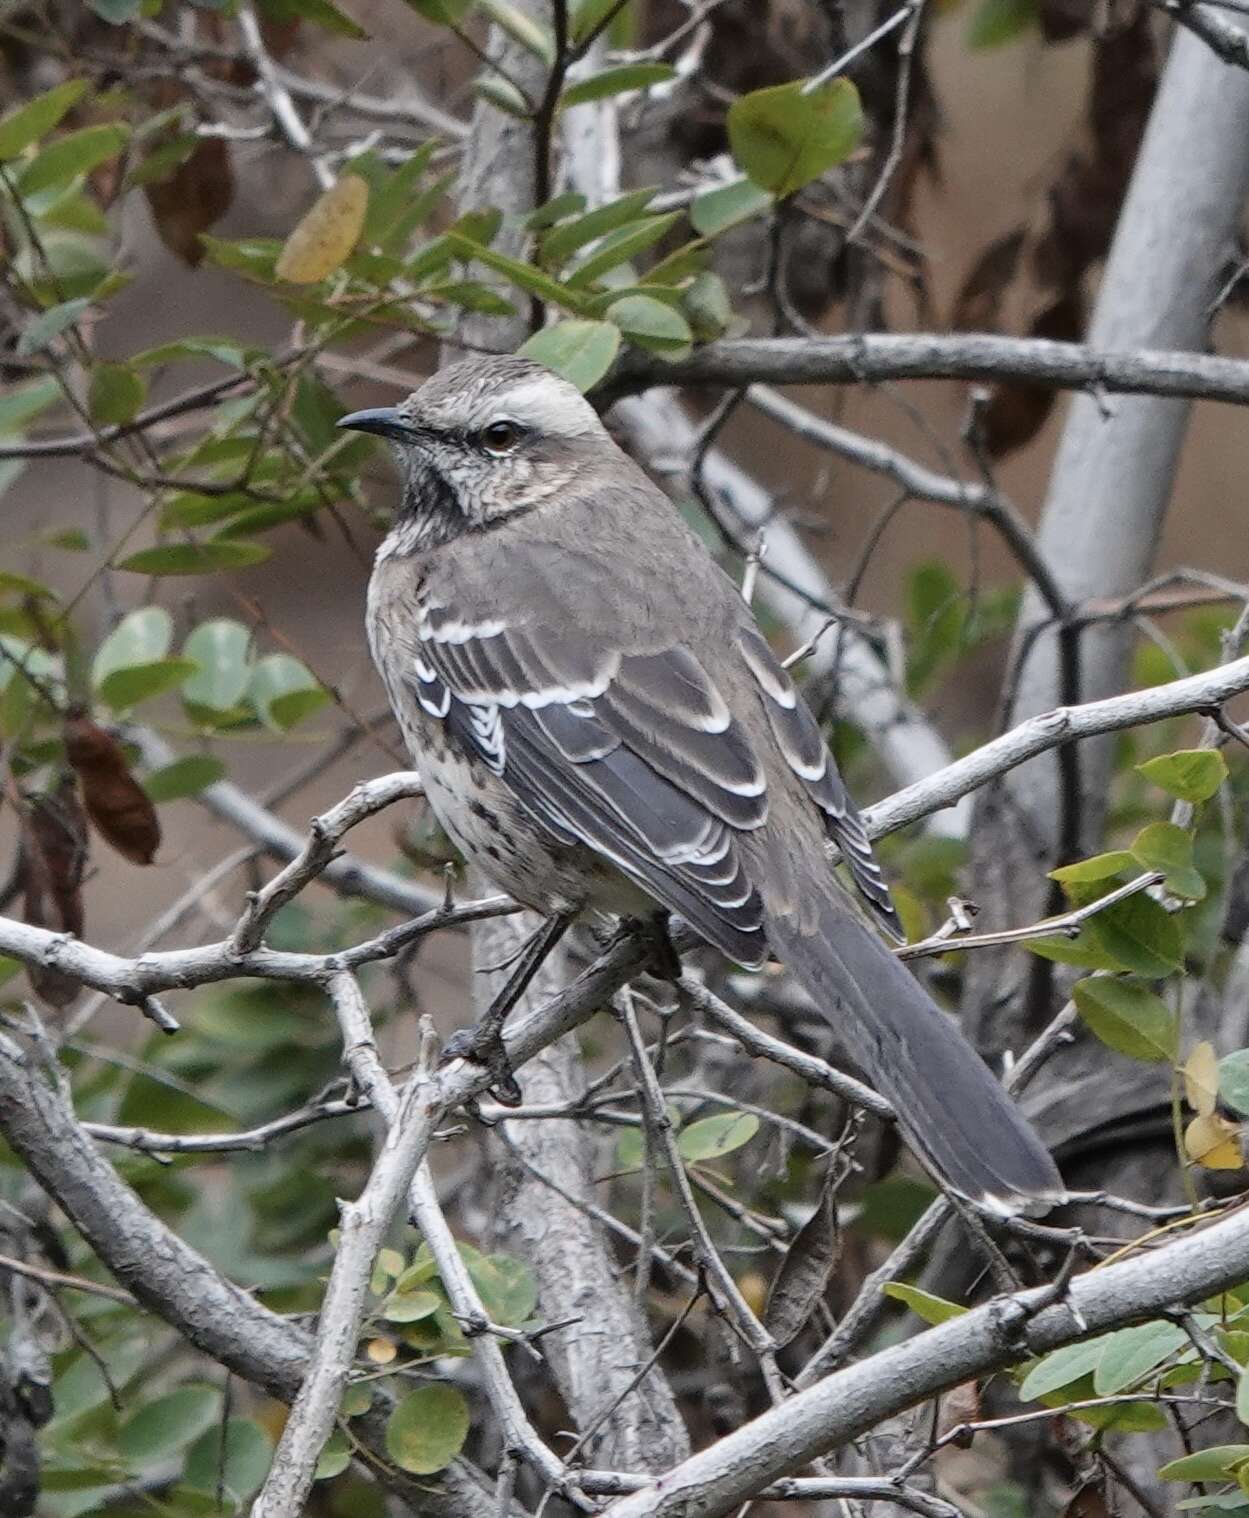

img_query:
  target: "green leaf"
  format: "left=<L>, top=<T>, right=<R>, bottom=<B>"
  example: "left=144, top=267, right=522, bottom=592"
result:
left=0, top=375, right=61, bottom=435
left=16, top=298, right=90, bottom=357
left=478, top=0, right=555, bottom=61
left=727, top=77, right=863, bottom=198
left=315, top=1429, right=352, bottom=1481
left=1085, top=892, right=1185, bottom=977
left=518, top=319, right=620, bottom=391
left=383, top=1289, right=442, bottom=1323
left=117, top=1385, right=220, bottom=1465
left=1019, top=1338, right=1112, bottom=1402
left=682, top=271, right=737, bottom=341
left=1160, top=1446, right=1249, bottom=1481
left=1050, top=851, right=1135, bottom=884
left=98, top=657, right=200, bottom=711
left=1131, top=821, right=1206, bottom=900
left=570, top=0, right=632, bottom=42
left=471, top=74, right=533, bottom=119
left=142, top=755, right=226, bottom=802
left=690, top=176, right=773, bottom=237
left=116, top=541, right=270, bottom=576
left=1220, top=1051, right=1249, bottom=1118
left=92, top=606, right=173, bottom=687
left=248, top=653, right=329, bottom=731
left=564, top=213, right=681, bottom=289
left=1073, top=977, right=1178, bottom=1064
left=182, top=619, right=252, bottom=711
left=385, top=1384, right=471, bottom=1474
left=261, top=0, right=368, bottom=37
left=525, top=192, right=586, bottom=230
left=132, top=336, right=254, bottom=369
left=401, top=0, right=472, bottom=18
left=968, top=0, right=1037, bottom=48
left=880, top=1281, right=967, bottom=1326
left=560, top=64, right=675, bottom=110
left=1093, top=1321, right=1189, bottom=1394
left=88, top=0, right=143, bottom=18
left=677, top=1111, right=759, bottom=1162
left=480, top=1253, right=537, bottom=1326
left=541, top=188, right=659, bottom=267
left=607, top=293, right=692, bottom=354
left=88, top=362, right=147, bottom=427
left=17, top=123, right=130, bottom=197
left=0, top=569, right=55, bottom=599
left=1238, top=1367, right=1249, bottom=1428
left=183, top=1417, right=273, bottom=1499
left=0, top=81, right=87, bottom=160
left=1137, top=748, right=1228, bottom=803
left=446, top=233, right=580, bottom=310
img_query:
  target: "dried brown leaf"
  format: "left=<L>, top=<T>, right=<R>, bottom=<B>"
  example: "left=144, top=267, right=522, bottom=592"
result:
left=63, top=713, right=160, bottom=866
left=764, top=1175, right=839, bottom=1347
left=1184, top=1113, right=1244, bottom=1171
left=20, top=776, right=88, bottom=1008
left=144, top=137, right=235, bottom=267
left=275, top=176, right=369, bottom=285
left=978, top=292, right=1083, bottom=458
left=1184, top=1041, right=1220, bottom=1118
left=952, top=227, right=1026, bottom=332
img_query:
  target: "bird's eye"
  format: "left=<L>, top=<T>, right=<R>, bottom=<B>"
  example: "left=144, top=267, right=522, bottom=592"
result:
left=479, top=419, right=524, bottom=455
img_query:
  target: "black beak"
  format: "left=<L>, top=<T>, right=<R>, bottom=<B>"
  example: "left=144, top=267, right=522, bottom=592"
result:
left=337, top=406, right=418, bottom=442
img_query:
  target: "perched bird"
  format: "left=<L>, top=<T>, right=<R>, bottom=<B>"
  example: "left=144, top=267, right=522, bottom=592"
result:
left=341, top=356, right=1064, bottom=1216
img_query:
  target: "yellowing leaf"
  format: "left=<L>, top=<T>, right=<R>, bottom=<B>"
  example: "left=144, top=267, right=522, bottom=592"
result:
left=1184, top=1114, right=1243, bottom=1171
left=366, top=1337, right=397, bottom=1364
left=1185, top=1041, right=1220, bottom=1118
left=275, top=176, right=369, bottom=284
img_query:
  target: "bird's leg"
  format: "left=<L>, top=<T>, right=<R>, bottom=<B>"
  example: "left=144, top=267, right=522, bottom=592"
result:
left=441, top=911, right=575, bottom=1107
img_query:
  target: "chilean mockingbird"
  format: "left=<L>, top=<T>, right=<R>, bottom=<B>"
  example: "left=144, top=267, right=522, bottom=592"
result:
left=341, top=355, right=1063, bottom=1215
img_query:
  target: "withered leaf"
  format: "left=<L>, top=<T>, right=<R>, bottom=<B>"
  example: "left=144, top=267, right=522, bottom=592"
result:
left=63, top=713, right=160, bottom=866
left=20, top=776, right=88, bottom=1008
left=763, top=1174, right=839, bottom=1347
left=977, top=291, right=1084, bottom=458
left=144, top=137, right=235, bottom=267
left=275, top=175, right=369, bottom=284
left=951, top=227, right=1026, bottom=332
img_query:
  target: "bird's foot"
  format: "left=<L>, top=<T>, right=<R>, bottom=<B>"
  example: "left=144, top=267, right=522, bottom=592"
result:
left=440, top=1023, right=523, bottom=1108
left=619, top=911, right=682, bottom=982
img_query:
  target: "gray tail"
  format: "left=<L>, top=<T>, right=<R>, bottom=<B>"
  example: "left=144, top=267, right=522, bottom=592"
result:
left=766, top=893, right=1065, bottom=1216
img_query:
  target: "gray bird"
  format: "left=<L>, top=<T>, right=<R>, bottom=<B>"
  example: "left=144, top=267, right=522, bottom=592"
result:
left=340, top=355, right=1064, bottom=1216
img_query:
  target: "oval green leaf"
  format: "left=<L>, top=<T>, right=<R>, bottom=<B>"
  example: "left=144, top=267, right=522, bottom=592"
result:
left=880, top=1281, right=967, bottom=1326
left=89, top=362, right=147, bottom=427
left=183, top=1417, right=272, bottom=1499
left=0, top=81, right=87, bottom=160
left=18, top=123, right=130, bottom=197
left=1072, top=976, right=1178, bottom=1064
left=142, top=755, right=227, bottom=802
left=690, top=177, right=774, bottom=237
left=560, top=64, right=676, bottom=110
left=517, top=319, right=620, bottom=392
left=677, top=1111, right=759, bottom=1163
left=181, top=619, right=252, bottom=711
left=98, top=657, right=200, bottom=712
left=116, top=542, right=270, bottom=576
left=249, top=653, right=329, bottom=731
left=385, top=1384, right=470, bottom=1474
left=1137, top=748, right=1228, bottom=804
left=117, top=1385, right=220, bottom=1465
left=93, top=607, right=173, bottom=687
left=727, top=78, right=863, bottom=198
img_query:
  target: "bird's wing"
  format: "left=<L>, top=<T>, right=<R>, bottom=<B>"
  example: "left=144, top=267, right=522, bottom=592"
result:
left=409, top=592, right=770, bottom=966
left=734, top=627, right=902, bottom=940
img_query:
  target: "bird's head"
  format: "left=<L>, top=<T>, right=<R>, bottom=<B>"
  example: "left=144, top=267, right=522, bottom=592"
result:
left=338, top=355, right=609, bottom=552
